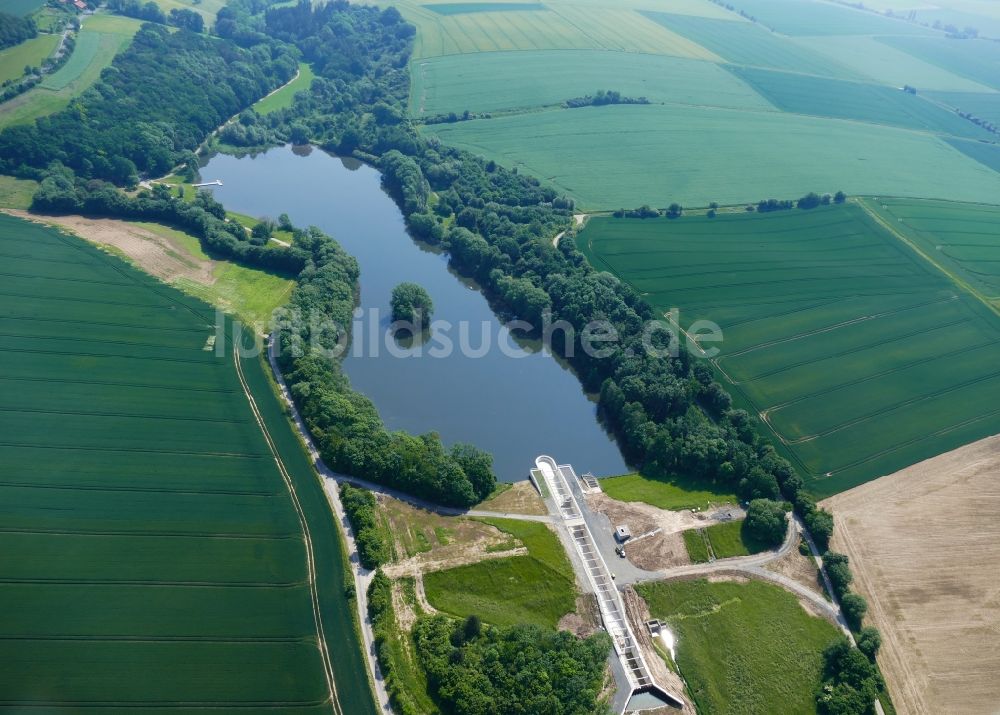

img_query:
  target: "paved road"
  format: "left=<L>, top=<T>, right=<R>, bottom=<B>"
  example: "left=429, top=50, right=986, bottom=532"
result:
left=562, top=469, right=857, bottom=636
left=266, top=333, right=879, bottom=715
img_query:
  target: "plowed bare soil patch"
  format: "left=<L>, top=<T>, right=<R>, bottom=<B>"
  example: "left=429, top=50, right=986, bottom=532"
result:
left=822, top=434, right=1000, bottom=715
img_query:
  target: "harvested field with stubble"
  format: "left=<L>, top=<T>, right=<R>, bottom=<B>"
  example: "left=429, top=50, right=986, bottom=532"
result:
left=822, top=434, right=1000, bottom=715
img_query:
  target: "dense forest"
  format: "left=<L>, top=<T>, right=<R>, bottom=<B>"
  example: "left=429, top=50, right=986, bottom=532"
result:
left=0, top=12, right=36, bottom=50
left=414, top=614, right=611, bottom=715
left=0, top=23, right=296, bottom=183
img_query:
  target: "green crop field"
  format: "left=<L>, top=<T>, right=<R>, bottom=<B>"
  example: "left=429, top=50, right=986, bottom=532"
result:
left=411, top=50, right=772, bottom=116
left=0, top=33, right=58, bottom=84
left=946, top=137, right=1000, bottom=173
left=862, top=198, right=1000, bottom=299
left=0, top=214, right=375, bottom=713
left=424, top=103, right=1000, bottom=209
left=254, top=62, right=316, bottom=114
left=394, top=0, right=719, bottom=60
left=928, top=90, right=1000, bottom=127
left=715, top=0, right=934, bottom=35
left=0, top=176, right=37, bottom=209
left=803, top=35, right=994, bottom=92
left=40, top=30, right=102, bottom=90
left=426, top=2, right=546, bottom=14
left=577, top=203, right=1000, bottom=496
left=880, top=35, right=1000, bottom=92
left=642, top=12, right=860, bottom=78
left=638, top=579, right=842, bottom=714
left=5, top=0, right=45, bottom=16
left=0, top=16, right=142, bottom=129
left=423, top=518, right=575, bottom=628
left=729, top=65, right=993, bottom=139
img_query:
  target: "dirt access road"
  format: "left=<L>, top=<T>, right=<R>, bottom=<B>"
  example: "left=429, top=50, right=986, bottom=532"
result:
left=823, top=434, right=1000, bottom=715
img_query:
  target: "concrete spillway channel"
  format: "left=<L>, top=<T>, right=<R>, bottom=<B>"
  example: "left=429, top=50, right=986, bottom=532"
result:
left=532, top=456, right=684, bottom=714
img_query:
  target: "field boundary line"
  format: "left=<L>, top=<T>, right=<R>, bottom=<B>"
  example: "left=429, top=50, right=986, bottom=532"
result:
left=232, top=339, right=341, bottom=715
left=858, top=198, right=1000, bottom=320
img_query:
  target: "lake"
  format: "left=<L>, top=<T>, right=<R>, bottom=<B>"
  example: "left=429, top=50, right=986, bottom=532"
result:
left=203, top=144, right=627, bottom=482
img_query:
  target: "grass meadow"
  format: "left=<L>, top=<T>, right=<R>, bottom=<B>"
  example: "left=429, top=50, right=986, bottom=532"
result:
left=600, top=472, right=737, bottom=511
left=422, top=518, right=575, bottom=628
left=683, top=529, right=711, bottom=563
left=40, top=29, right=101, bottom=90
left=424, top=103, right=1000, bottom=208
left=577, top=203, right=1000, bottom=496
left=0, top=175, right=38, bottom=209
left=0, top=214, right=374, bottom=713
left=134, top=220, right=295, bottom=329
left=0, top=34, right=58, bottom=84
left=638, top=579, right=842, bottom=714
left=254, top=62, right=316, bottom=115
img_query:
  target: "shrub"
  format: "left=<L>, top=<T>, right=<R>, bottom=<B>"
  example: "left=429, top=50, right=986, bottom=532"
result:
left=744, top=498, right=787, bottom=547
left=841, top=593, right=868, bottom=631
left=341, top=483, right=391, bottom=569
left=391, top=281, right=434, bottom=329
left=856, top=627, right=881, bottom=661
left=806, top=508, right=835, bottom=552
left=824, top=552, right=853, bottom=598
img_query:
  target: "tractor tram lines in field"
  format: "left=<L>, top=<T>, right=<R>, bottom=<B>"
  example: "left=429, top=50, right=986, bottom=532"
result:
left=0, top=214, right=345, bottom=712
left=578, top=202, right=1000, bottom=496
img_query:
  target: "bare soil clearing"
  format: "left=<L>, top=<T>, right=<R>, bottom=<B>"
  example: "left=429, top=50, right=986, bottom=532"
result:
left=622, top=585, right=693, bottom=714
left=6, top=210, right=215, bottom=284
left=823, top=434, right=1000, bottom=715
left=379, top=495, right=519, bottom=569
left=586, top=492, right=738, bottom=570
left=764, top=540, right=825, bottom=601
left=479, top=480, right=547, bottom=515
left=557, top=593, right=601, bottom=638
